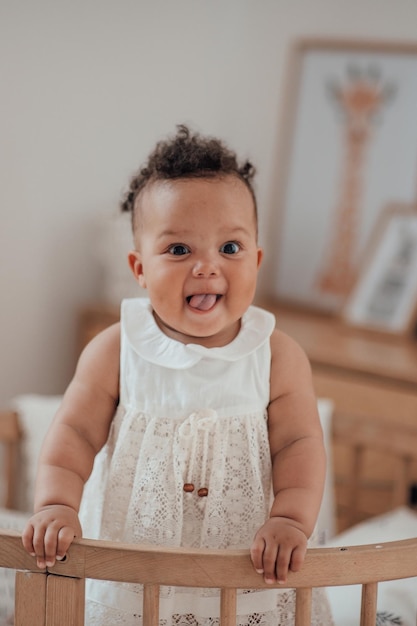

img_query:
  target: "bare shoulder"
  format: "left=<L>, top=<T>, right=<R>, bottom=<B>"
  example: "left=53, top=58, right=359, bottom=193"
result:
left=270, top=327, right=311, bottom=368
left=269, top=327, right=314, bottom=398
left=45, top=323, right=121, bottom=455
left=74, top=322, right=121, bottom=400
left=80, top=322, right=120, bottom=361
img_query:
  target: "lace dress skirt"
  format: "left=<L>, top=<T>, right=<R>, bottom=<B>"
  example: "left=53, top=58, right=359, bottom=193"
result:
left=80, top=407, right=334, bottom=625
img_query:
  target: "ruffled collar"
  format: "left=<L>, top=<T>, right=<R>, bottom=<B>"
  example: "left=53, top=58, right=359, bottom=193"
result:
left=122, top=297, right=275, bottom=369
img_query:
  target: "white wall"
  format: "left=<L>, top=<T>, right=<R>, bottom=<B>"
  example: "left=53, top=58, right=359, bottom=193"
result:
left=2, top=0, right=417, bottom=405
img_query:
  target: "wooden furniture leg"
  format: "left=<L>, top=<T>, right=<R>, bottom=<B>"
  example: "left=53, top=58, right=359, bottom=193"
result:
left=360, top=582, right=378, bottom=626
left=15, top=570, right=46, bottom=626
left=295, top=587, right=312, bottom=626
left=45, top=573, right=85, bottom=626
left=220, top=588, right=237, bottom=626
left=143, top=583, right=159, bottom=626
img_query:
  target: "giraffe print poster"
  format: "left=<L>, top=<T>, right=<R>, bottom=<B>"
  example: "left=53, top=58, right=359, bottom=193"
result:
left=273, top=39, right=417, bottom=313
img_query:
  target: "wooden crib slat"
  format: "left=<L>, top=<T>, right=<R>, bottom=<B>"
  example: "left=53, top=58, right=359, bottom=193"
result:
left=143, top=583, right=160, bottom=626
left=220, top=588, right=237, bottom=626
left=15, top=571, right=46, bottom=626
left=360, top=582, right=378, bottom=626
left=3, top=530, right=417, bottom=626
left=0, top=410, right=21, bottom=509
left=347, top=444, right=364, bottom=528
left=295, top=587, right=312, bottom=626
left=392, top=455, right=411, bottom=508
left=45, top=573, right=85, bottom=626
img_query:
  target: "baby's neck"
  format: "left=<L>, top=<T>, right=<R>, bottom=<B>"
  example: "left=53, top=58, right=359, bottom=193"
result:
left=152, top=311, right=241, bottom=348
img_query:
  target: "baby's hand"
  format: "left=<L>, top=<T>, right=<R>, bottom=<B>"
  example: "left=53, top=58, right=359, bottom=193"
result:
left=250, top=517, right=308, bottom=585
left=22, top=505, right=82, bottom=569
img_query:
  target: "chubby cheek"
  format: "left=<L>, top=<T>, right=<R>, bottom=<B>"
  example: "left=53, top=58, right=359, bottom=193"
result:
left=234, top=267, right=258, bottom=296
left=146, top=271, right=183, bottom=305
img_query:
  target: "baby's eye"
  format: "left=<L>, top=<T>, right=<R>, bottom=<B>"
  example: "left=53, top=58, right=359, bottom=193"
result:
left=220, top=241, right=240, bottom=255
left=168, top=244, right=190, bottom=256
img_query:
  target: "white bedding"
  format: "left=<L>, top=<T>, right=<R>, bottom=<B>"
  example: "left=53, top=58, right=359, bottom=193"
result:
left=326, top=506, right=417, bottom=626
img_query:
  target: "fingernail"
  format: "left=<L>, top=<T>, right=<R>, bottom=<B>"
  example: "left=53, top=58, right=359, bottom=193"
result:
left=56, top=555, right=65, bottom=561
left=265, top=578, right=275, bottom=585
left=46, top=560, right=54, bottom=567
left=255, top=568, right=264, bottom=574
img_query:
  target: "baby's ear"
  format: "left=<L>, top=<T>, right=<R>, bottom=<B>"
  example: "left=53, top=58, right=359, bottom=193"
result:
left=128, top=251, right=147, bottom=289
left=257, top=247, right=263, bottom=269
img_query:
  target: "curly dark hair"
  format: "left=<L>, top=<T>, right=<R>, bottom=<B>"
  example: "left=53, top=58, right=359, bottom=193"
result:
left=121, top=125, right=257, bottom=229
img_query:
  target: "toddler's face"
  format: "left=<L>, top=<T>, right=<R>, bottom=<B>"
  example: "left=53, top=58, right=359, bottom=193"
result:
left=128, top=176, right=263, bottom=347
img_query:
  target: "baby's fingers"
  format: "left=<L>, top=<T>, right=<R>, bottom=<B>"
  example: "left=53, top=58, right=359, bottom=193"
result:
left=250, top=536, right=266, bottom=575
left=276, top=543, right=307, bottom=584
left=256, top=541, right=280, bottom=585
left=289, top=543, right=307, bottom=573
left=22, top=515, right=54, bottom=568
left=275, top=544, right=294, bottom=584
left=56, top=525, right=78, bottom=561
left=21, top=523, right=36, bottom=557
left=33, top=524, right=58, bottom=568
left=43, top=524, right=78, bottom=568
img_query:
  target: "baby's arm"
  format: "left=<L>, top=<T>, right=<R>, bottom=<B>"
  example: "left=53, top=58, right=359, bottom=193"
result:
left=250, top=329, right=326, bottom=584
left=22, top=323, right=120, bottom=568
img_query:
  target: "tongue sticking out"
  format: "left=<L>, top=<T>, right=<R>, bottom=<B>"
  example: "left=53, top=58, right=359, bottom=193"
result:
left=188, top=294, right=218, bottom=311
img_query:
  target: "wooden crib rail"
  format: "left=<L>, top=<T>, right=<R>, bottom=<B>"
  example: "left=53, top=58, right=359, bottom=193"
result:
left=1, top=528, right=417, bottom=626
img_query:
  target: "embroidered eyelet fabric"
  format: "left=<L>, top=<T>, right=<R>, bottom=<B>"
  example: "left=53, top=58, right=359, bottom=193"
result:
left=79, top=298, right=333, bottom=625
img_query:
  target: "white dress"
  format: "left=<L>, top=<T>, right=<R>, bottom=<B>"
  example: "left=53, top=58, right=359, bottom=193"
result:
left=80, top=298, right=333, bottom=625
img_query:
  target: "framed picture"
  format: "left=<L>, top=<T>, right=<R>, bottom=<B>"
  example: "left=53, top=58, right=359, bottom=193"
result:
left=272, top=38, right=417, bottom=313
left=342, top=204, right=417, bottom=335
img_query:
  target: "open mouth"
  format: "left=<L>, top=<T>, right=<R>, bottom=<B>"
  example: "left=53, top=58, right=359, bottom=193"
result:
left=186, top=294, right=222, bottom=311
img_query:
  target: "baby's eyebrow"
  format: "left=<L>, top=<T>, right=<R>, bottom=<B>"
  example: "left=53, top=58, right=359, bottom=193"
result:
left=158, top=226, right=251, bottom=238
left=156, top=229, right=192, bottom=243
left=158, top=229, right=191, bottom=238
left=225, top=226, right=252, bottom=237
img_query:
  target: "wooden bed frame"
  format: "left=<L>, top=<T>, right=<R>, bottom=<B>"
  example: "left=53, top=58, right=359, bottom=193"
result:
left=1, top=408, right=417, bottom=625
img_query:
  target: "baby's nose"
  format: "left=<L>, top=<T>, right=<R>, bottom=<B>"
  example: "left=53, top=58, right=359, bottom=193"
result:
left=192, top=256, right=220, bottom=277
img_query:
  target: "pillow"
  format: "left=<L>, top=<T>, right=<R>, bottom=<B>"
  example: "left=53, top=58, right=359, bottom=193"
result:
left=11, top=394, right=62, bottom=512
left=325, top=507, right=417, bottom=626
